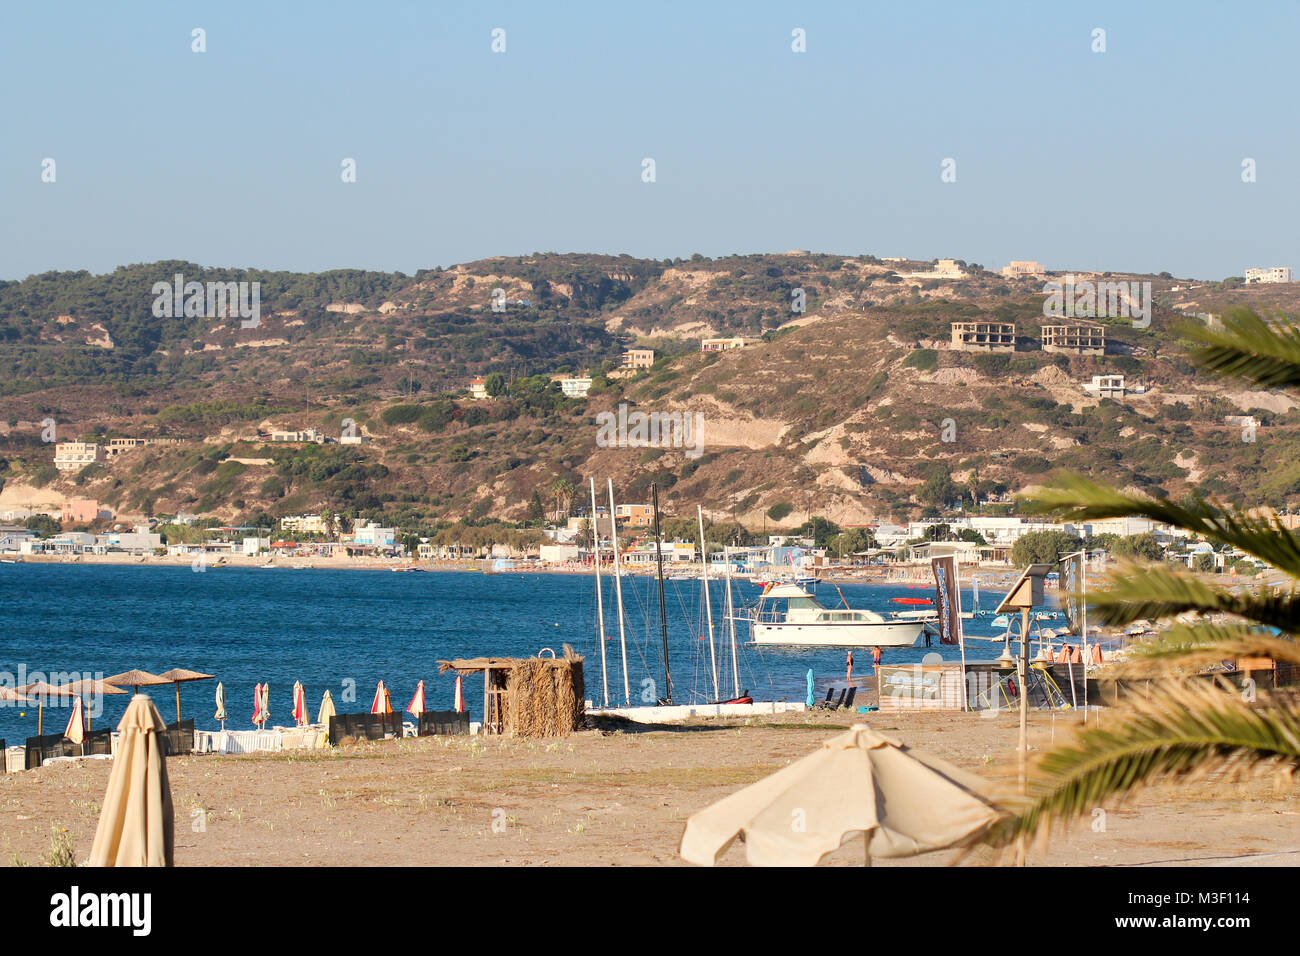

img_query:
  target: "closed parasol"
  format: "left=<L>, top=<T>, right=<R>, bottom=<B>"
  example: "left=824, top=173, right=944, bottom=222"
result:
left=406, top=680, right=426, bottom=717
left=681, top=723, right=1004, bottom=867
left=88, top=694, right=174, bottom=867
left=317, top=690, right=336, bottom=725
left=214, top=682, right=227, bottom=728
left=64, top=697, right=85, bottom=746
left=370, top=680, right=393, bottom=714
left=156, top=668, right=215, bottom=724
left=453, top=676, right=465, bottom=713
left=291, top=681, right=307, bottom=727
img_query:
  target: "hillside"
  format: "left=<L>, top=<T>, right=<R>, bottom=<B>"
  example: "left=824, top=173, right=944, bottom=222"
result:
left=2, top=255, right=1299, bottom=537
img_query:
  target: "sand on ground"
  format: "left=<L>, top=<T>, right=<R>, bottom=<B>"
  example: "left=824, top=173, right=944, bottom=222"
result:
left=2, top=707, right=1297, bottom=867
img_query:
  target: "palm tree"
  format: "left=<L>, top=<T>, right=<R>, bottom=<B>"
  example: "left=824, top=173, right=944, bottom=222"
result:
left=548, top=477, right=576, bottom=523
left=998, top=308, right=1300, bottom=842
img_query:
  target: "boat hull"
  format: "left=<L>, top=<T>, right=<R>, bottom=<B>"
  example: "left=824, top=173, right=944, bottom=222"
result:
left=752, top=621, right=925, bottom=648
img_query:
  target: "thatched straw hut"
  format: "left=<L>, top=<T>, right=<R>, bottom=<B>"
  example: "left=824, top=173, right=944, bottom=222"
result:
left=438, top=646, right=584, bottom=737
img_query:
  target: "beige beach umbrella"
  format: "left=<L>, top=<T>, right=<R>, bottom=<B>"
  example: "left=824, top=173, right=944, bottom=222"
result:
left=88, top=694, right=174, bottom=867
left=157, top=668, right=215, bottom=724
left=317, top=690, right=336, bottom=725
left=59, top=678, right=126, bottom=733
left=17, top=682, right=77, bottom=736
left=104, top=669, right=170, bottom=697
left=214, top=682, right=227, bottom=728
left=680, top=724, right=1004, bottom=867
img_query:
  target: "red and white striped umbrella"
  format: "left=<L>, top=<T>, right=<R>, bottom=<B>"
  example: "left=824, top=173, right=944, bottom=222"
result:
left=453, top=676, right=465, bottom=713
left=370, top=680, right=392, bottom=714
left=64, top=696, right=85, bottom=745
left=252, top=683, right=263, bottom=726
left=291, top=681, right=307, bottom=727
left=406, top=680, right=426, bottom=717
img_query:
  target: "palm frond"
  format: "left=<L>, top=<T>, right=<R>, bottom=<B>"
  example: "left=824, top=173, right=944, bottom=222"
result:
left=1180, top=307, right=1300, bottom=390
left=1020, top=473, right=1300, bottom=577
left=1081, top=563, right=1300, bottom=633
left=1108, top=622, right=1300, bottom=677
left=991, top=681, right=1300, bottom=844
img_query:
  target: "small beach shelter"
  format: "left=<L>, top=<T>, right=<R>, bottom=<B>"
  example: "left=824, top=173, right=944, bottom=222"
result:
left=16, top=682, right=77, bottom=736
left=88, top=695, right=174, bottom=867
left=370, top=680, right=393, bottom=715
left=214, top=682, right=227, bottom=729
left=58, top=678, right=125, bottom=733
left=292, top=681, right=307, bottom=727
left=680, top=723, right=1003, bottom=867
left=156, top=668, right=215, bottom=724
left=104, top=669, right=171, bottom=697
left=318, top=690, right=336, bottom=725
left=406, top=680, right=426, bottom=717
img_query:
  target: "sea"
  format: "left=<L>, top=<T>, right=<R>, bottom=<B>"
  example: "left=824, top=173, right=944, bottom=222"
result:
left=0, top=562, right=1026, bottom=742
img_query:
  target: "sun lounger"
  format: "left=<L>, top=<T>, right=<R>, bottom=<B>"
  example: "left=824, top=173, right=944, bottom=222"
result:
left=838, top=687, right=857, bottom=711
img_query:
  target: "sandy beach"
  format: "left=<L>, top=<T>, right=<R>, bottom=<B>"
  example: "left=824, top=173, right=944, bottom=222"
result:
left=4, top=707, right=1296, bottom=868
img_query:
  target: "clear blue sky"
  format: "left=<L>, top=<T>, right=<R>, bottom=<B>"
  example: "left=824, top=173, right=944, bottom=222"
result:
left=2, top=0, right=1296, bottom=281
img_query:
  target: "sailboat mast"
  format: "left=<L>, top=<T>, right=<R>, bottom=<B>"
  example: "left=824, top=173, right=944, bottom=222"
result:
left=589, top=477, right=609, bottom=707
left=607, top=479, right=631, bottom=705
left=725, top=545, right=740, bottom=698
left=697, top=505, right=719, bottom=701
left=652, top=483, right=672, bottom=705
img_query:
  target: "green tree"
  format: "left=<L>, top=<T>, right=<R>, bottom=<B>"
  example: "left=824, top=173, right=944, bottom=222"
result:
left=1113, top=532, right=1163, bottom=560
left=1010, top=529, right=1082, bottom=566
left=796, top=516, right=841, bottom=547
left=484, top=372, right=507, bottom=397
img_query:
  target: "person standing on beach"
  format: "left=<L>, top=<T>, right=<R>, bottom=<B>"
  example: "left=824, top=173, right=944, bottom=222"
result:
left=846, top=650, right=854, bottom=683
left=872, top=646, right=882, bottom=671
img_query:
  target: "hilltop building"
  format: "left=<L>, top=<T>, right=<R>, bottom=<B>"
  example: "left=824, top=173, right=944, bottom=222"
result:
left=950, top=321, right=1015, bottom=352
left=701, top=337, right=745, bottom=352
left=268, top=428, right=325, bottom=443
left=1001, top=261, right=1046, bottom=278
left=469, top=377, right=489, bottom=400
left=54, top=442, right=104, bottom=472
left=1042, top=323, right=1106, bottom=355
left=558, top=375, right=593, bottom=398
left=1083, top=375, right=1128, bottom=399
left=1244, top=267, right=1291, bottom=284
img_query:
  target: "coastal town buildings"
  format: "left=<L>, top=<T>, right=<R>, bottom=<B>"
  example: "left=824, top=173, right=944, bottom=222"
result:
left=280, top=514, right=331, bottom=535
left=614, top=503, right=654, bottom=529
left=61, top=498, right=111, bottom=524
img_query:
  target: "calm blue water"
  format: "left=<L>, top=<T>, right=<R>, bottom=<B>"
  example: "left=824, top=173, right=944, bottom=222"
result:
left=0, top=564, right=1019, bottom=742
